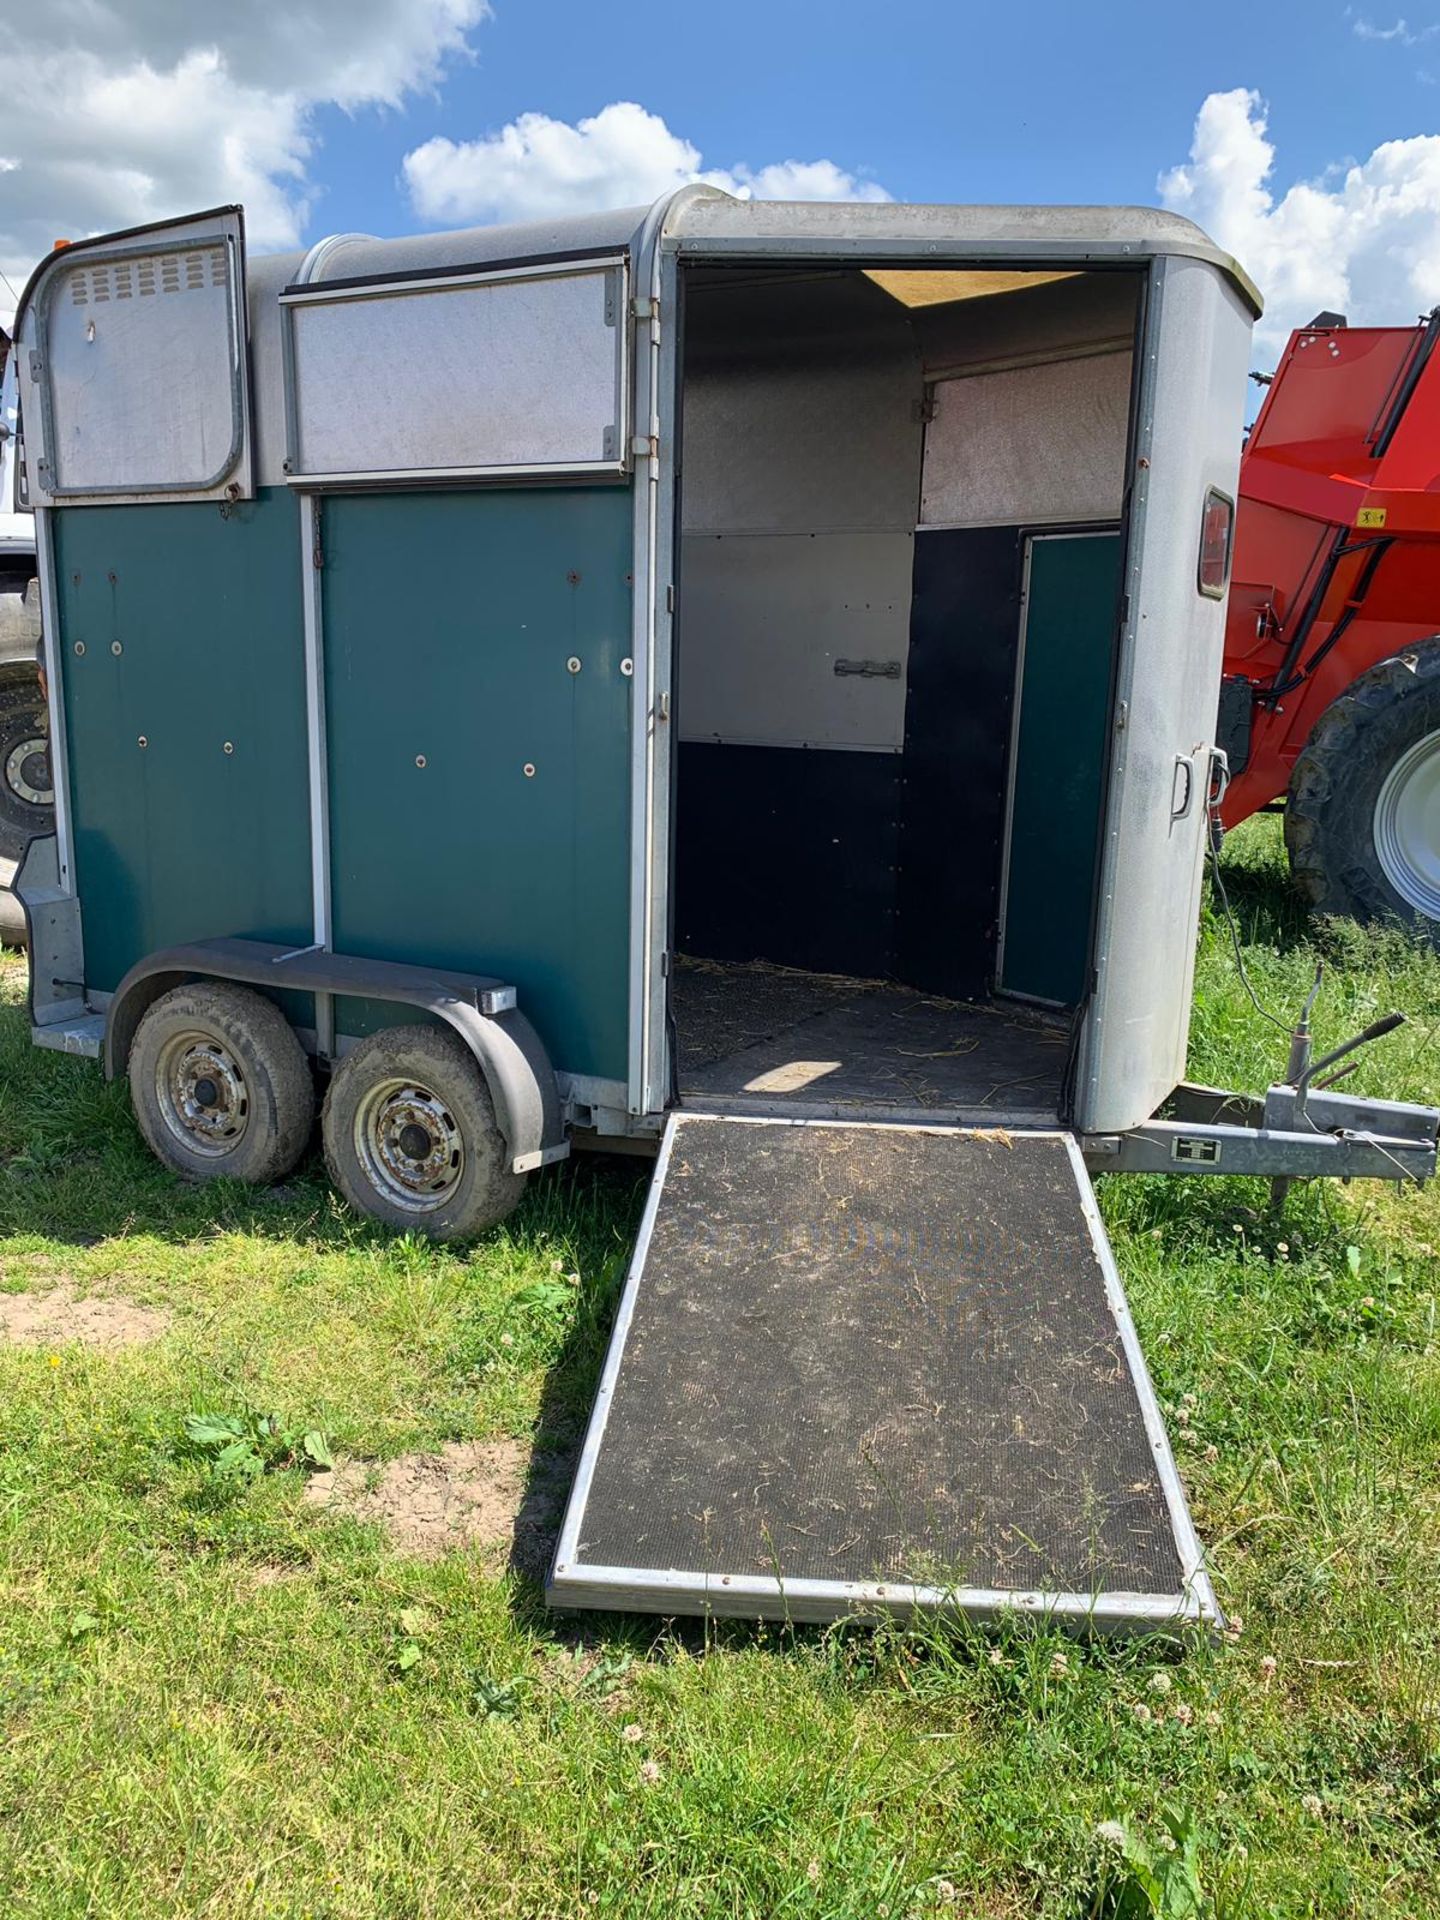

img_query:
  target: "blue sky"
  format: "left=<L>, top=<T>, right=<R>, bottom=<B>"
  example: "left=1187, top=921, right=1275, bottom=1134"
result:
left=3, top=0, right=1439, bottom=352
left=314, top=0, right=1439, bottom=229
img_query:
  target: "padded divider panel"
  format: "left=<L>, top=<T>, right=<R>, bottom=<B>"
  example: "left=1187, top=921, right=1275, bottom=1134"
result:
left=674, top=742, right=900, bottom=980
left=896, top=526, right=1022, bottom=999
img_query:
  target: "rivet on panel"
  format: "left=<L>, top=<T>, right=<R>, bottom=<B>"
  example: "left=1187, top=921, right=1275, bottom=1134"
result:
left=523, top=763, right=536, bottom=778
left=137, top=735, right=148, bottom=749
left=74, top=641, right=85, bottom=657
left=620, top=658, right=634, bottom=677
left=415, top=755, right=427, bottom=769
left=567, top=656, right=582, bottom=674
left=223, top=741, right=234, bottom=755
left=111, top=640, right=122, bottom=655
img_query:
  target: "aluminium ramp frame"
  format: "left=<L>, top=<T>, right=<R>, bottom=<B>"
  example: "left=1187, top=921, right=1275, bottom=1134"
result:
left=548, top=1114, right=1219, bottom=1633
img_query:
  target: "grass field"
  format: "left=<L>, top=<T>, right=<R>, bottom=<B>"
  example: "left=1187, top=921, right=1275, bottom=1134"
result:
left=1, top=816, right=1438, bottom=1919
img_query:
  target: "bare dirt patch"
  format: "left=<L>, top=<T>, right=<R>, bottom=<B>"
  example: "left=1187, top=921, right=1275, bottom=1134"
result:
left=0, top=1279, right=171, bottom=1350
left=304, top=1439, right=573, bottom=1574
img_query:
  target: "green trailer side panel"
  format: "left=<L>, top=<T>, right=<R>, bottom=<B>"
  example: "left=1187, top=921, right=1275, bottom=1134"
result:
left=1000, top=530, right=1122, bottom=1009
left=322, top=488, right=634, bottom=1085
left=53, top=491, right=313, bottom=994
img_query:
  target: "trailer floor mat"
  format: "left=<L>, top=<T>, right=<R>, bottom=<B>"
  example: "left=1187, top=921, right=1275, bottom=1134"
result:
left=672, top=958, right=1067, bottom=1125
left=548, top=1114, right=1218, bottom=1632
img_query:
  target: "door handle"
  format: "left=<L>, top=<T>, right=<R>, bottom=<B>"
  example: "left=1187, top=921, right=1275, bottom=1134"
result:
left=1207, top=745, right=1231, bottom=809
left=1170, top=754, right=1195, bottom=821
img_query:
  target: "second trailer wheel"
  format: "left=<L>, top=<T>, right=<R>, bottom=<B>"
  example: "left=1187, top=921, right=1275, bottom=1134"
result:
left=321, top=1024, right=527, bottom=1240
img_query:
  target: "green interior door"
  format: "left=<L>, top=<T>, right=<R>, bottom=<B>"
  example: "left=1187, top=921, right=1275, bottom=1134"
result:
left=998, top=529, right=1122, bottom=1008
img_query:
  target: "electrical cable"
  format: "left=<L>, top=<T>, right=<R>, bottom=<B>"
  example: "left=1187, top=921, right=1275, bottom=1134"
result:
left=1205, top=828, right=1292, bottom=1035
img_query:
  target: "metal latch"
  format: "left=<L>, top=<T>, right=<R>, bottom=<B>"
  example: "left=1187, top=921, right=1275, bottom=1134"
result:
left=834, top=658, right=902, bottom=679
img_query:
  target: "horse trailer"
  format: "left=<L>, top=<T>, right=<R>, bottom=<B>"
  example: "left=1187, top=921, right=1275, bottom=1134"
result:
left=11, top=190, right=1437, bottom=1631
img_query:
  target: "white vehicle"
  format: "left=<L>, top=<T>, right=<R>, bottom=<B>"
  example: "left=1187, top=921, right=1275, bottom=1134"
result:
left=0, top=311, right=50, bottom=941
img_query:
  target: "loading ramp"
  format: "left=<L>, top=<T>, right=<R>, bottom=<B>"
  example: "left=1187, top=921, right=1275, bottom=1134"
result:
left=549, top=1114, right=1219, bottom=1633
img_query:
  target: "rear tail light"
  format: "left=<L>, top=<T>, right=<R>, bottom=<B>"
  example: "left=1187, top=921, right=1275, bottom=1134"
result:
left=1198, top=488, right=1234, bottom=598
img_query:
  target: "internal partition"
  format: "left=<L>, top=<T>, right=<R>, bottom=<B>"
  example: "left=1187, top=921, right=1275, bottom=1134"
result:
left=670, top=261, right=1141, bottom=1113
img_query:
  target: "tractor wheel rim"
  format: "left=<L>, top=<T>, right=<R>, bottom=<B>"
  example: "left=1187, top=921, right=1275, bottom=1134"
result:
left=156, top=1031, right=250, bottom=1157
left=4, top=734, right=52, bottom=808
left=1374, top=728, right=1440, bottom=922
left=354, top=1077, right=464, bottom=1211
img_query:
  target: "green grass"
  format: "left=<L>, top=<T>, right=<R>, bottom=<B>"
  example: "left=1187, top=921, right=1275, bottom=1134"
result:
left=0, top=816, right=1437, bottom=1918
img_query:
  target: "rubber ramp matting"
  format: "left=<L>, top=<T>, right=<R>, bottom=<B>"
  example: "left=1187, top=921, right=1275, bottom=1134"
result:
left=548, top=1115, right=1217, bottom=1630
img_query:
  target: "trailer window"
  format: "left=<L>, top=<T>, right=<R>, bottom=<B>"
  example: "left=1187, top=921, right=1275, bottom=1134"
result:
left=282, top=260, right=629, bottom=485
left=33, top=239, right=246, bottom=500
left=1197, top=487, right=1234, bottom=598
left=919, top=350, right=1131, bottom=529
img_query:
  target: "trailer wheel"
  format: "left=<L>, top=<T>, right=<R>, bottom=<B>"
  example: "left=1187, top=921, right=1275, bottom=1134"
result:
left=321, top=1024, right=526, bottom=1241
left=129, top=982, right=315, bottom=1183
left=1286, top=643, right=1440, bottom=940
left=0, top=668, right=53, bottom=864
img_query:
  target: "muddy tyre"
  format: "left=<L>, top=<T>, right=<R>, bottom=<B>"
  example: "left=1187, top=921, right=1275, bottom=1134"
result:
left=129, top=982, right=315, bottom=1183
left=321, top=1024, right=526, bottom=1241
left=0, top=668, right=52, bottom=865
left=1286, top=642, right=1440, bottom=942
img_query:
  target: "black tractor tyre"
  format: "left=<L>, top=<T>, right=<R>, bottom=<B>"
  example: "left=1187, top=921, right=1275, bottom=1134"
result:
left=321, top=1024, right=526, bottom=1241
left=0, top=667, right=53, bottom=864
left=129, top=981, right=315, bottom=1184
left=1286, top=640, right=1440, bottom=941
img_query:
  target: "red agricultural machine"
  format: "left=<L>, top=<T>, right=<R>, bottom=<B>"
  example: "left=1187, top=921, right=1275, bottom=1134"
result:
left=1219, top=308, right=1440, bottom=938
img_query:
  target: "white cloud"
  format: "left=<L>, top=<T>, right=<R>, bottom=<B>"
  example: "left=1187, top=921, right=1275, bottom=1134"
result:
left=0, top=0, right=489, bottom=290
left=1350, top=13, right=1436, bottom=43
left=1160, top=88, right=1440, bottom=352
left=403, top=100, right=890, bottom=227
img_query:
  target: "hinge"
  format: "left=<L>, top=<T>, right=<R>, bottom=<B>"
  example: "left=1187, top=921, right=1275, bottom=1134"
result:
left=666, top=584, right=676, bottom=613
left=912, top=394, right=937, bottom=425
left=631, top=433, right=659, bottom=459
left=657, top=689, right=671, bottom=722
left=28, top=350, right=43, bottom=380
left=632, top=296, right=658, bottom=322
left=312, top=538, right=324, bottom=570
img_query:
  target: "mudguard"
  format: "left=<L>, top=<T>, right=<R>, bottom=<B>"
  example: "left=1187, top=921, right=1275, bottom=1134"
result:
left=103, top=937, right=568, bottom=1175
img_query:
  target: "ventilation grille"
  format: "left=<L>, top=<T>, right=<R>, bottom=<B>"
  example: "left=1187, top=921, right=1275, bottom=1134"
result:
left=67, top=248, right=228, bottom=306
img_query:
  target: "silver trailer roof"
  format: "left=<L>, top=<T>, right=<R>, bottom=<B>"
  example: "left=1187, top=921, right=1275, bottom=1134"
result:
left=250, top=188, right=1261, bottom=315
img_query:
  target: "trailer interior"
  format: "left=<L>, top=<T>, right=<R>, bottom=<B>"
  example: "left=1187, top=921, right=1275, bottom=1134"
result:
left=669, top=261, right=1143, bottom=1124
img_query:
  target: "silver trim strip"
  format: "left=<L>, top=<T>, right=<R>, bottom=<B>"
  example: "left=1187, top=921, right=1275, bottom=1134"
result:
left=626, top=201, right=665, bottom=1114
left=551, top=1562, right=1206, bottom=1631
left=550, top=1111, right=681, bottom=1576
left=32, top=506, right=74, bottom=896
left=1061, top=1130, right=1221, bottom=1627
left=284, top=460, right=626, bottom=490
left=278, top=257, right=629, bottom=306
left=294, top=232, right=376, bottom=287
left=298, top=491, right=333, bottom=1057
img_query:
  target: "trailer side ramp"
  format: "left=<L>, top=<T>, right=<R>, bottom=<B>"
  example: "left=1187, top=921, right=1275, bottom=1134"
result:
left=548, top=1115, right=1220, bottom=1634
